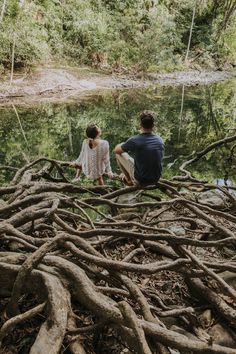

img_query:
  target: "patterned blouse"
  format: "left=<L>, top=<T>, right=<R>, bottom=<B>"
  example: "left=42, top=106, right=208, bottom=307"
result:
left=75, top=139, right=112, bottom=180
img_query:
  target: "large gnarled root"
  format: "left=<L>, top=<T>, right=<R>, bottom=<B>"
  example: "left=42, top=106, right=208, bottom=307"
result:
left=30, top=273, right=70, bottom=354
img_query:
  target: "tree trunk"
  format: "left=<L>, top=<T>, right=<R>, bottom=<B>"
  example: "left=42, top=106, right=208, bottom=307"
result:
left=185, top=0, right=197, bottom=64
left=0, top=0, right=7, bottom=23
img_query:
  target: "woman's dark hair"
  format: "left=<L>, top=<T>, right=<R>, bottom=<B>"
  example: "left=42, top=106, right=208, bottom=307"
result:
left=140, top=111, right=155, bottom=129
left=86, top=124, right=99, bottom=149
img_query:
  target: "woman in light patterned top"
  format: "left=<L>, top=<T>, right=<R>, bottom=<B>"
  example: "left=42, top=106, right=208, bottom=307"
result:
left=71, top=124, right=113, bottom=185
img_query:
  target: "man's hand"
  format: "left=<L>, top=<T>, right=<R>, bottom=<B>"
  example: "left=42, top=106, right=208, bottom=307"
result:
left=114, top=144, right=124, bottom=155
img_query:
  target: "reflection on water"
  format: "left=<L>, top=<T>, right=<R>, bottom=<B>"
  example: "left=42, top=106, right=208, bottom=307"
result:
left=216, top=179, right=234, bottom=187
left=215, top=178, right=236, bottom=196
left=0, top=79, right=236, bottom=185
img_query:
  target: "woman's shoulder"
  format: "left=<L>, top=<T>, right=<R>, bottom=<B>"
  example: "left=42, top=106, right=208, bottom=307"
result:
left=100, top=139, right=109, bottom=145
left=81, top=139, right=90, bottom=150
left=83, top=139, right=92, bottom=146
left=96, top=139, right=109, bottom=152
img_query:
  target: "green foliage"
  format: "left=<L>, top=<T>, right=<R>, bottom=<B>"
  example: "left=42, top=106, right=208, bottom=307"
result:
left=0, top=0, right=235, bottom=69
left=215, top=16, right=236, bottom=64
left=0, top=1, right=50, bottom=67
left=63, top=4, right=113, bottom=62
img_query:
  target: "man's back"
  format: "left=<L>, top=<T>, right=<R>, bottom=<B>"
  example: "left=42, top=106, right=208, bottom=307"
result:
left=121, top=132, right=164, bottom=185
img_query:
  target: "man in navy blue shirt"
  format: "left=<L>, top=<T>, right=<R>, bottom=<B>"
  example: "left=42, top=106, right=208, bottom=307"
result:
left=114, top=111, right=164, bottom=186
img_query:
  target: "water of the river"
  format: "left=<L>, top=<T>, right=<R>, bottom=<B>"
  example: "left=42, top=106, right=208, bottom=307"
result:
left=0, top=79, right=236, bottom=185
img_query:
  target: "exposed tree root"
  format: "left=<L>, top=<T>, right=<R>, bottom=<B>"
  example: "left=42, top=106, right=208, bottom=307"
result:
left=173, top=134, right=236, bottom=181
left=0, top=302, right=45, bottom=345
left=0, top=145, right=236, bottom=353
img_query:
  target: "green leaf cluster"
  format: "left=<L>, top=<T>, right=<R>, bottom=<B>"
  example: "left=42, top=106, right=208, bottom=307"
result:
left=0, top=0, right=235, bottom=70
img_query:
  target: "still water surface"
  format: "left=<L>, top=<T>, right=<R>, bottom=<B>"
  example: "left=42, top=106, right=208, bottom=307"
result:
left=0, top=79, right=236, bottom=184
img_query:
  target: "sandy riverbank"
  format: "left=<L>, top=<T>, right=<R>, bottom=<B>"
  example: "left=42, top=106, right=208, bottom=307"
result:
left=0, top=67, right=235, bottom=106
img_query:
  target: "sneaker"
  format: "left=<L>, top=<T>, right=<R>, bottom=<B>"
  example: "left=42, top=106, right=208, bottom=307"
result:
left=120, top=173, right=133, bottom=186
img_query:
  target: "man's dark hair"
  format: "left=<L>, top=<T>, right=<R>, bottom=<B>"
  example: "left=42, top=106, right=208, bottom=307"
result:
left=140, top=111, right=155, bottom=129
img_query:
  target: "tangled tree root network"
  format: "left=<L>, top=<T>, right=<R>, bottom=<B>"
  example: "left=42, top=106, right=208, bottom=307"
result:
left=0, top=135, right=236, bottom=354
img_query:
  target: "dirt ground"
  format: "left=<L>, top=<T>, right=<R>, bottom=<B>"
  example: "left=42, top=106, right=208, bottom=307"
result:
left=0, top=66, right=235, bottom=106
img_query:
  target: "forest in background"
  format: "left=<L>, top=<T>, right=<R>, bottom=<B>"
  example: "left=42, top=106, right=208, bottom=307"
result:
left=0, top=0, right=236, bottom=73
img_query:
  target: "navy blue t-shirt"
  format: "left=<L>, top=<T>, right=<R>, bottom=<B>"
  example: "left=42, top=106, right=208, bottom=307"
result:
left=121, top=133, right=164, bottom=185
